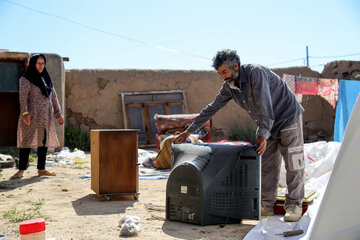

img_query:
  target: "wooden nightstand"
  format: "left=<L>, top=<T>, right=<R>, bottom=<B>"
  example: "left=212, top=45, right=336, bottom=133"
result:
left=91, top=129, right=139, bottom=200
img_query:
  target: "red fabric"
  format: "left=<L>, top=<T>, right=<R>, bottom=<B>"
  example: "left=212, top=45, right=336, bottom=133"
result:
left=295, top=81, right=318, bottom=95
left=20, top=218, right=46, bottom=234
left=317, top=78, right=338, bottom=109
left=155, top=133, right=162, bottom=150
left=154, top=114, right=212, bottom=132
left=201, top=133, right=211, bottom=143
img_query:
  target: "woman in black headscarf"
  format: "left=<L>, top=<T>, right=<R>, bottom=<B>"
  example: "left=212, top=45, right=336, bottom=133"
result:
left=10, top=54, right=64, bottom=179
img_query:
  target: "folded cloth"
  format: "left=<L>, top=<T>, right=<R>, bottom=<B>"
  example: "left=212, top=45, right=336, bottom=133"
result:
left=153, top=135, right=200, bottom=169
left=154, top=114, right=211, bottom=132
left=317, top=78, right=338, bottom=109
left=153, top=135, right=176, bottom=169
left=295, top=76, right=318, bottom=95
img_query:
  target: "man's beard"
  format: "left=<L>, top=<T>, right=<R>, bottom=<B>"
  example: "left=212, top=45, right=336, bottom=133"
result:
left=225, top=69, right=239, bottom=84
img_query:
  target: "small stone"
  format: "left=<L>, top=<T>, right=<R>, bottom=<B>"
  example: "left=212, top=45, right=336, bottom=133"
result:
left=62, top=188, right=69, bottom=192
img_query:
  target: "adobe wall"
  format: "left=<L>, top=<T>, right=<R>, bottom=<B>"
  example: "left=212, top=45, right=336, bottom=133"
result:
left=65, top=69, right=253, bottom=141
left=65, top=61, right=360, bottom=143
left=321, top=61, right=360, bottom=79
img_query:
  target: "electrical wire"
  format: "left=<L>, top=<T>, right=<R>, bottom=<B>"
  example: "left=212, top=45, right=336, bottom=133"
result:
left=4, top=0, right=360, bottom=67
left=267, top=52, right=360, bottom=69
left=266, top=58, right=305, bottom=67
left=310, top=63, right=326, bottom=68
left=3, top=0, right=211, bottom=60
left=309, top=52, right=360, bottom=59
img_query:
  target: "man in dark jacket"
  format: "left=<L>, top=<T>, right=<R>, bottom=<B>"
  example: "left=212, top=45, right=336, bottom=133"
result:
left=174, top=49, right=305, bottom=222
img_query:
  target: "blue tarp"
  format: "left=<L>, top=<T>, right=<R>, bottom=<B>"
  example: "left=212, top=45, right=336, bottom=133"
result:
left=334, top=80, right=360, bottom=142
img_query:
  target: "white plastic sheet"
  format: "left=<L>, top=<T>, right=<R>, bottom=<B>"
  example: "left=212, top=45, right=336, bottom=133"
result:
left=244, top=141, right=341, bottom=240
left=55, top=147, right=86, bottom=164
left=57, top=147, right=85, bottom=159
left=0, top=154, right=13, bottom=161
left=310, top=94, right=360, bottom=239
left=279, top=141, right=341, bottom=188
left=138, top=148, right=157, bottom=167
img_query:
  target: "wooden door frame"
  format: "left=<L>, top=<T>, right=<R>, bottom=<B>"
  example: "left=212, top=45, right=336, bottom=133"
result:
left=120, top=90, right=187, bottom=146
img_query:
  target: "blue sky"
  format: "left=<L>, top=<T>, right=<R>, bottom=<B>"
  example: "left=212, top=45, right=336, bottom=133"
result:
left=0, top=0, right=359, bottom=72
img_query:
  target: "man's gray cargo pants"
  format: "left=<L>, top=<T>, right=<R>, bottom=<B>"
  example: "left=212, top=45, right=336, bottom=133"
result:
left=261, top=115, right=305, bottom=210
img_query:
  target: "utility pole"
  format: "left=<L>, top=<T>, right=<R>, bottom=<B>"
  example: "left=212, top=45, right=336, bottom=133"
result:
left=306, top=45, right=309, bottom=67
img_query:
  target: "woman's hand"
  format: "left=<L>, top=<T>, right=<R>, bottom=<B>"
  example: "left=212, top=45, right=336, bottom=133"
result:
left=22, top=113, right=31, bottom=125
left=57, top=117, right=64, bottom=125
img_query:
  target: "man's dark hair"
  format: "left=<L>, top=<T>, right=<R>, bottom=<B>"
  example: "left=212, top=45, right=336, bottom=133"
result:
left=212, top=49, right=240, bottom=70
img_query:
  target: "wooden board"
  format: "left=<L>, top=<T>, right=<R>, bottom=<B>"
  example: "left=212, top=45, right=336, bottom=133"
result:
left=277, top=187, right=320, bottom=204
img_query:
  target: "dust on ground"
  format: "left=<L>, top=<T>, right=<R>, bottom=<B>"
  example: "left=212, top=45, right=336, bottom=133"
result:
left=0, top=154, right=258, bottom=240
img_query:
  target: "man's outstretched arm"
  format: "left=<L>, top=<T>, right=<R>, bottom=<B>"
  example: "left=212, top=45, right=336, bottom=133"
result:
left=173, top=130, right=191, bottom=143
left=174, top=84, right=232, bottom=143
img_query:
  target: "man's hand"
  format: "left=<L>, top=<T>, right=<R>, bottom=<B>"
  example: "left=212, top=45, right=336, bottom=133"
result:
left=57, top=117, right=64, bottom=125
left=173, top=131, right=191, bottom=143
left=22, top=113, right=31, bottom=125
left=256, top=136, right=267, bottom=155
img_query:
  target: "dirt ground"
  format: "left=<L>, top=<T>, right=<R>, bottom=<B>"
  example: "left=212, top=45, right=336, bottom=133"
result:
left=0, top=154, right=258, bottom=240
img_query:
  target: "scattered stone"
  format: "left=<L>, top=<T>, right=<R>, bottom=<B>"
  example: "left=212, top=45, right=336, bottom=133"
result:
left=144, top=203, right=165, bottom=212
left=146, top=214, right=165, bottom=221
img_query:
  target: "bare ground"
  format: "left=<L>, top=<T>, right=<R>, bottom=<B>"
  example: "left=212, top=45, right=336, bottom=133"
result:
left=0, top=154, right=258, bottom=240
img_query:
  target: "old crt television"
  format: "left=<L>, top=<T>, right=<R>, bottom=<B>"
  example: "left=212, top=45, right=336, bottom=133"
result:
left=166, top=143, right=260, bottom=225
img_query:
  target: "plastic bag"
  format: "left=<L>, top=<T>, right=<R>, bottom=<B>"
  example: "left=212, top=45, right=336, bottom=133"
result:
left=118, top=216, right=141, bottom=236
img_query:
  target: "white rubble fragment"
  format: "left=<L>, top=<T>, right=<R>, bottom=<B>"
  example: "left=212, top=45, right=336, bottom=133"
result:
left=118, top=215, right=141, bottom=236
